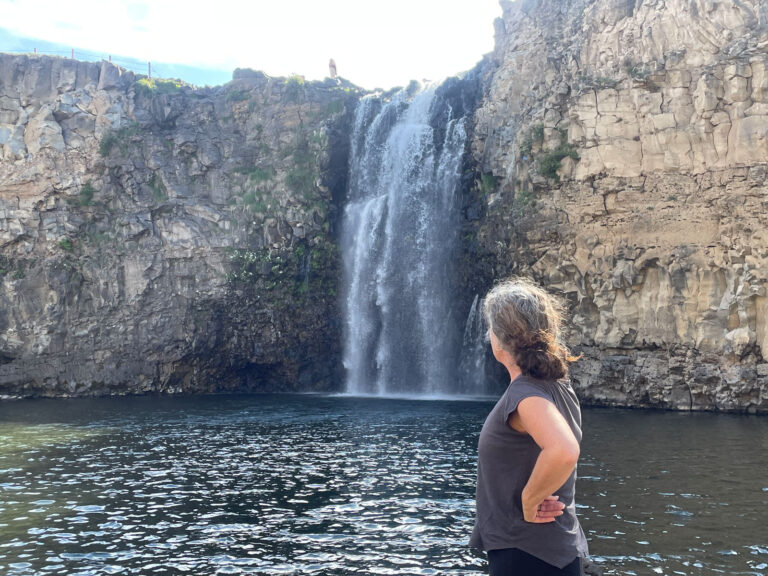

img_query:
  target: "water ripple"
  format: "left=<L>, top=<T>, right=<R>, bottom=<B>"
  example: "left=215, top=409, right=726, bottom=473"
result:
left=0, top=395, right=766, bottom=575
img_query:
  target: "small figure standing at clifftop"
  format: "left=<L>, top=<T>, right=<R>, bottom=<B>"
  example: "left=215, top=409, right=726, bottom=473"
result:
left=329, top=59, right=337, bottom=79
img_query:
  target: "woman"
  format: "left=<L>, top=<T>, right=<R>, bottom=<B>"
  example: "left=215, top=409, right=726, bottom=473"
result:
left=470, top=278, right=589, bottom=576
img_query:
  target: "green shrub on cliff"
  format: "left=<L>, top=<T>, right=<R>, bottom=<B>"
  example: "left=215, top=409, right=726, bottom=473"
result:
left=535, top=127, right=580, bottom=183
left=628, top=65, right=650, bottom=80
left=309, top=242, right=340, bottom=297
left=226, top=89, right=250, bottom=102
left=515, top=188, right=535, bottom=208
left=99, top=123, right=141, bottom=157
left=575, top=74, right=619, bottom=90
left=249, top=167, right=275, bottom=183
left=539, top=148, right=579, bottom=181
left=135, top=77, right=184, bottom=96
left=226, top=241, right=339, bottom=300
left=243, top=191, right=268, bottom=213
left=285, top=75, right=306, bottom=104
left=227, top=248, right=287, bottom=289
left=520, top=124, right=544, bottom=159
left=149, top=173, right=167, bottom=202
left=479, top=173, right=498, bottom=195
left=287, top=138, right=317, bottom=197
left=79, top=180, right=96, bottom=205
left=309, top=131, right=328, bottom=147
left=287, top=165, right=316, bottom=196
left=537, top=143, right=579, bottom=182
left=99, top=133, right=118, bottom=157
left=520, top=135, right=533, bottom=158
left=624, top=56, right=651, bottom=80
left=314, top=99, right=345, bottom=120
left=235, top=166, right=275, bottom=184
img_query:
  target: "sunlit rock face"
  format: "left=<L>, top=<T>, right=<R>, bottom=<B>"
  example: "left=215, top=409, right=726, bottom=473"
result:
left=0, top=54, right=358, bottom=397
left=470, top=0, right=768, bottom=412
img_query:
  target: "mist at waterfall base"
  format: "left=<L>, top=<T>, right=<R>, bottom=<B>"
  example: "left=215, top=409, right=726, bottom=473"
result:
left=340, top=80, right=489, bottom=398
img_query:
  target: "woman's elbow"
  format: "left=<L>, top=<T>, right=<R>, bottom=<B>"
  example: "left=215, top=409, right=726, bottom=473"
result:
left=556, top=444, right=580, bottom=468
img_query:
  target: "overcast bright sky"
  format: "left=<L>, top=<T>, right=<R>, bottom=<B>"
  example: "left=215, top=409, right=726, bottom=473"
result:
left=0, top=0, right=503, bottom=89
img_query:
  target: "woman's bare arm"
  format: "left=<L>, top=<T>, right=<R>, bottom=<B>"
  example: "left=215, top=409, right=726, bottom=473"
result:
left=510, top=396, right=580, bottom=523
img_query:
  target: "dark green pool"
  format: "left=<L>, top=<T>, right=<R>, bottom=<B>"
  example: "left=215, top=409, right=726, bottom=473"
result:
left=0, top=394, right=766, bottom=575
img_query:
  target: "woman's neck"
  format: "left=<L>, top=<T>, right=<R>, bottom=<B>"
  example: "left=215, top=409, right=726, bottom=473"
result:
left=505, top=361, right=522, bottom=383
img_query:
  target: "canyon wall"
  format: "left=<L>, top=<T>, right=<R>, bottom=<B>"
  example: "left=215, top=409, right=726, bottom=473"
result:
left=5, top=0, right=768, bottom=412
left=0, top=55, right=357, bottom=397
left=470, top=0, right=768, bottom=412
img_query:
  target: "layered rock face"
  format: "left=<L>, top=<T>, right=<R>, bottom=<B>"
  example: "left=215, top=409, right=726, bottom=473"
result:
left=472, top=0, right=768, bottom=411
left=0, top=55, right=357, bottom=397
left=5, top=2, right=768, bottom=412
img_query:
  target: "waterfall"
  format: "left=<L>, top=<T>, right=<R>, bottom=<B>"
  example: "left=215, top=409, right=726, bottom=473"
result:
left=341, top=82, right=479, bottom=395
left=458, top=294, right=487, bottom=393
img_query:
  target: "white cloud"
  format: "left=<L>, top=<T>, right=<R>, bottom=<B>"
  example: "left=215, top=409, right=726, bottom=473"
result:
left=0, top=0, right=502, bottom=89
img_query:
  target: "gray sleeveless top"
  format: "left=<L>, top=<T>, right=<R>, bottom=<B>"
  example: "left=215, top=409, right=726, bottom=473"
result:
left=469, top=374, right=589, bottom=568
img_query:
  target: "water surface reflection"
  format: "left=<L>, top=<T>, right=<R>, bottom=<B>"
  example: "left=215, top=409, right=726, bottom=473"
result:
left=0, top=395, right=766, bottom=575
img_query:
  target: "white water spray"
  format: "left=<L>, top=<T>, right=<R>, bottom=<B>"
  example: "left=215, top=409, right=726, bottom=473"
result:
left=341, top=83, right=480, bottom=395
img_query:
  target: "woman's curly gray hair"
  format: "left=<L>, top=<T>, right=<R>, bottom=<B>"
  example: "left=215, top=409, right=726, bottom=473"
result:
left=482, top=277, right=579, bottom=380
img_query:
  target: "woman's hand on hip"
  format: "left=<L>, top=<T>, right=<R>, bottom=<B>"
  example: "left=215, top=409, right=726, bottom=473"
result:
left=523, top=494, right=565, bottom=523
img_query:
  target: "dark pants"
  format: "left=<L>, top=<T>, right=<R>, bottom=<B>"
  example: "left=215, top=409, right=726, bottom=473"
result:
left=488, top=548, right=581, bottom=576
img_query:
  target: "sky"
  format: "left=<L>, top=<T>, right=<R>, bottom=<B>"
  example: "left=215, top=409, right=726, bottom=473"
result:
left=0, top=0, right=503, bottom=89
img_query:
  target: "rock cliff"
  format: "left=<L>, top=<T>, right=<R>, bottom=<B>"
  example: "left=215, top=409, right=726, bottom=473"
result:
left=5, top=0, right=768, bottom=412
left=0, top=55, right=359, bottom=397
left=470, top=0, right=768, bottom=412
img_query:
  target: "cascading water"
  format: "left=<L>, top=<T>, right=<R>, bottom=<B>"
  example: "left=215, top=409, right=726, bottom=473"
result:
left=458, top=294, right=487, bottom=387
left=341, top=81, right=481, bottom=395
